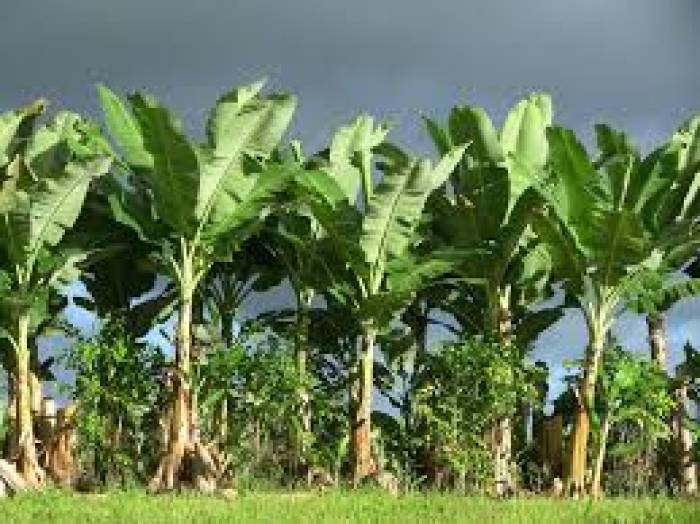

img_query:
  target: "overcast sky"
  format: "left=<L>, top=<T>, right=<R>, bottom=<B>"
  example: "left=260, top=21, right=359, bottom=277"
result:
left=3, top=0, right=699, bottom=400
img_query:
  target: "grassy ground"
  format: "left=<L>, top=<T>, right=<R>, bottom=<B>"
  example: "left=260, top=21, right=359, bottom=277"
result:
left=1, top=490, right=698, bottom=523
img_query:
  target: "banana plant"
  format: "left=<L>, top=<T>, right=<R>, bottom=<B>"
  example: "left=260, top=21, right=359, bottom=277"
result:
left=256, top=122, right=379, bottom=480
left=598, top=118, right=700, bottom=372
left=424, top=93, right=557, bottom=342
left=0, top=100, right=111, bottom=485
left=0, top=280, right=66, bottom=468
left=627, top=273, right=700, bottom=370
left=424, top=93, right=560, bottom=494
left=532, top=118, right=700, bottom=496
left=193, top=241, right=283, bottom=446
left=197, top=246, right=277, bottom=350
left=300, top=115, right=466, bottom=480
left=581, top=118, right=700, bottom=496
left=70, top=182, right=168, bottom=339
left=253, top=135, right=388, bottom=478
left=96, top=80, right=297, bottom=490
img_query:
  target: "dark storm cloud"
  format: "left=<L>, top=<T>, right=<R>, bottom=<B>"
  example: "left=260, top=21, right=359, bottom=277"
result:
left=2, top=0, right=699, bottom=383
left=2, top=0, right=697, bottom=149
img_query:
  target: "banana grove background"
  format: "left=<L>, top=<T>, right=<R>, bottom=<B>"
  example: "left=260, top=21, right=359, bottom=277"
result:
left=0, top=0, right=698, bottom=501
left=1, top=0, right=698, bottom=410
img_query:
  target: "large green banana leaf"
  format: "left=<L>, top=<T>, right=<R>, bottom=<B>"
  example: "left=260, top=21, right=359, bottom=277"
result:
left=360, top=145, right=466, bottom=283
left=655, top=117, right=700, bottom=226
left=423, top=94, right=558, bottom=339
left=0, top=109, right=111, bottom=269
left=0, top=99, right=46, bottom=167
left=540, top=119, right=700, bottom=297
left=0, top=101, right=111, bottom=371
left=97, top=80, right=297, bottom=247
left=329, top=114, right=388, bottom=204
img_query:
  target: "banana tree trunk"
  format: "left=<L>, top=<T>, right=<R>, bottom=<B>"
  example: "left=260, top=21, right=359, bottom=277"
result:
left=492, top=286, right=514, bottom=496
left=570, top=316, right=606, bottom=498
left=674, top=371, right=697, bottom=496
left=216, top=398, right=228, bottom=443
left=647, top=313, right=667, bottom=371
left=151, top=247, right=199, bottom=490
left=352, top=323, right=376, bottom=481
left=647, top=311, right=674, bottom=487
left=295, top=289, right=313, bottom=481
left=215, top=312, right=234, bottom=443
left=5, top=375, right=18, bottom=460
left=493, top=417, right=513, bottom=495
left=404, top=300, right=428, bottom=480
left=14, top=313, right=43, bottom=486
left=591, top=413, right=610, bottom=498
left=156, top=291, right=192, bottom=490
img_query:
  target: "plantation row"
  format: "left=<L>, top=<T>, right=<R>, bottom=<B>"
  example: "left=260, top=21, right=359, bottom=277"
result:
left=0, top=81, right=698, bottom=499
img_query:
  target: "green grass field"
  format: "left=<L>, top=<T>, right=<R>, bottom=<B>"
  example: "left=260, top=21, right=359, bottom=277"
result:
left=1, top=490, right=699, bottom=523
